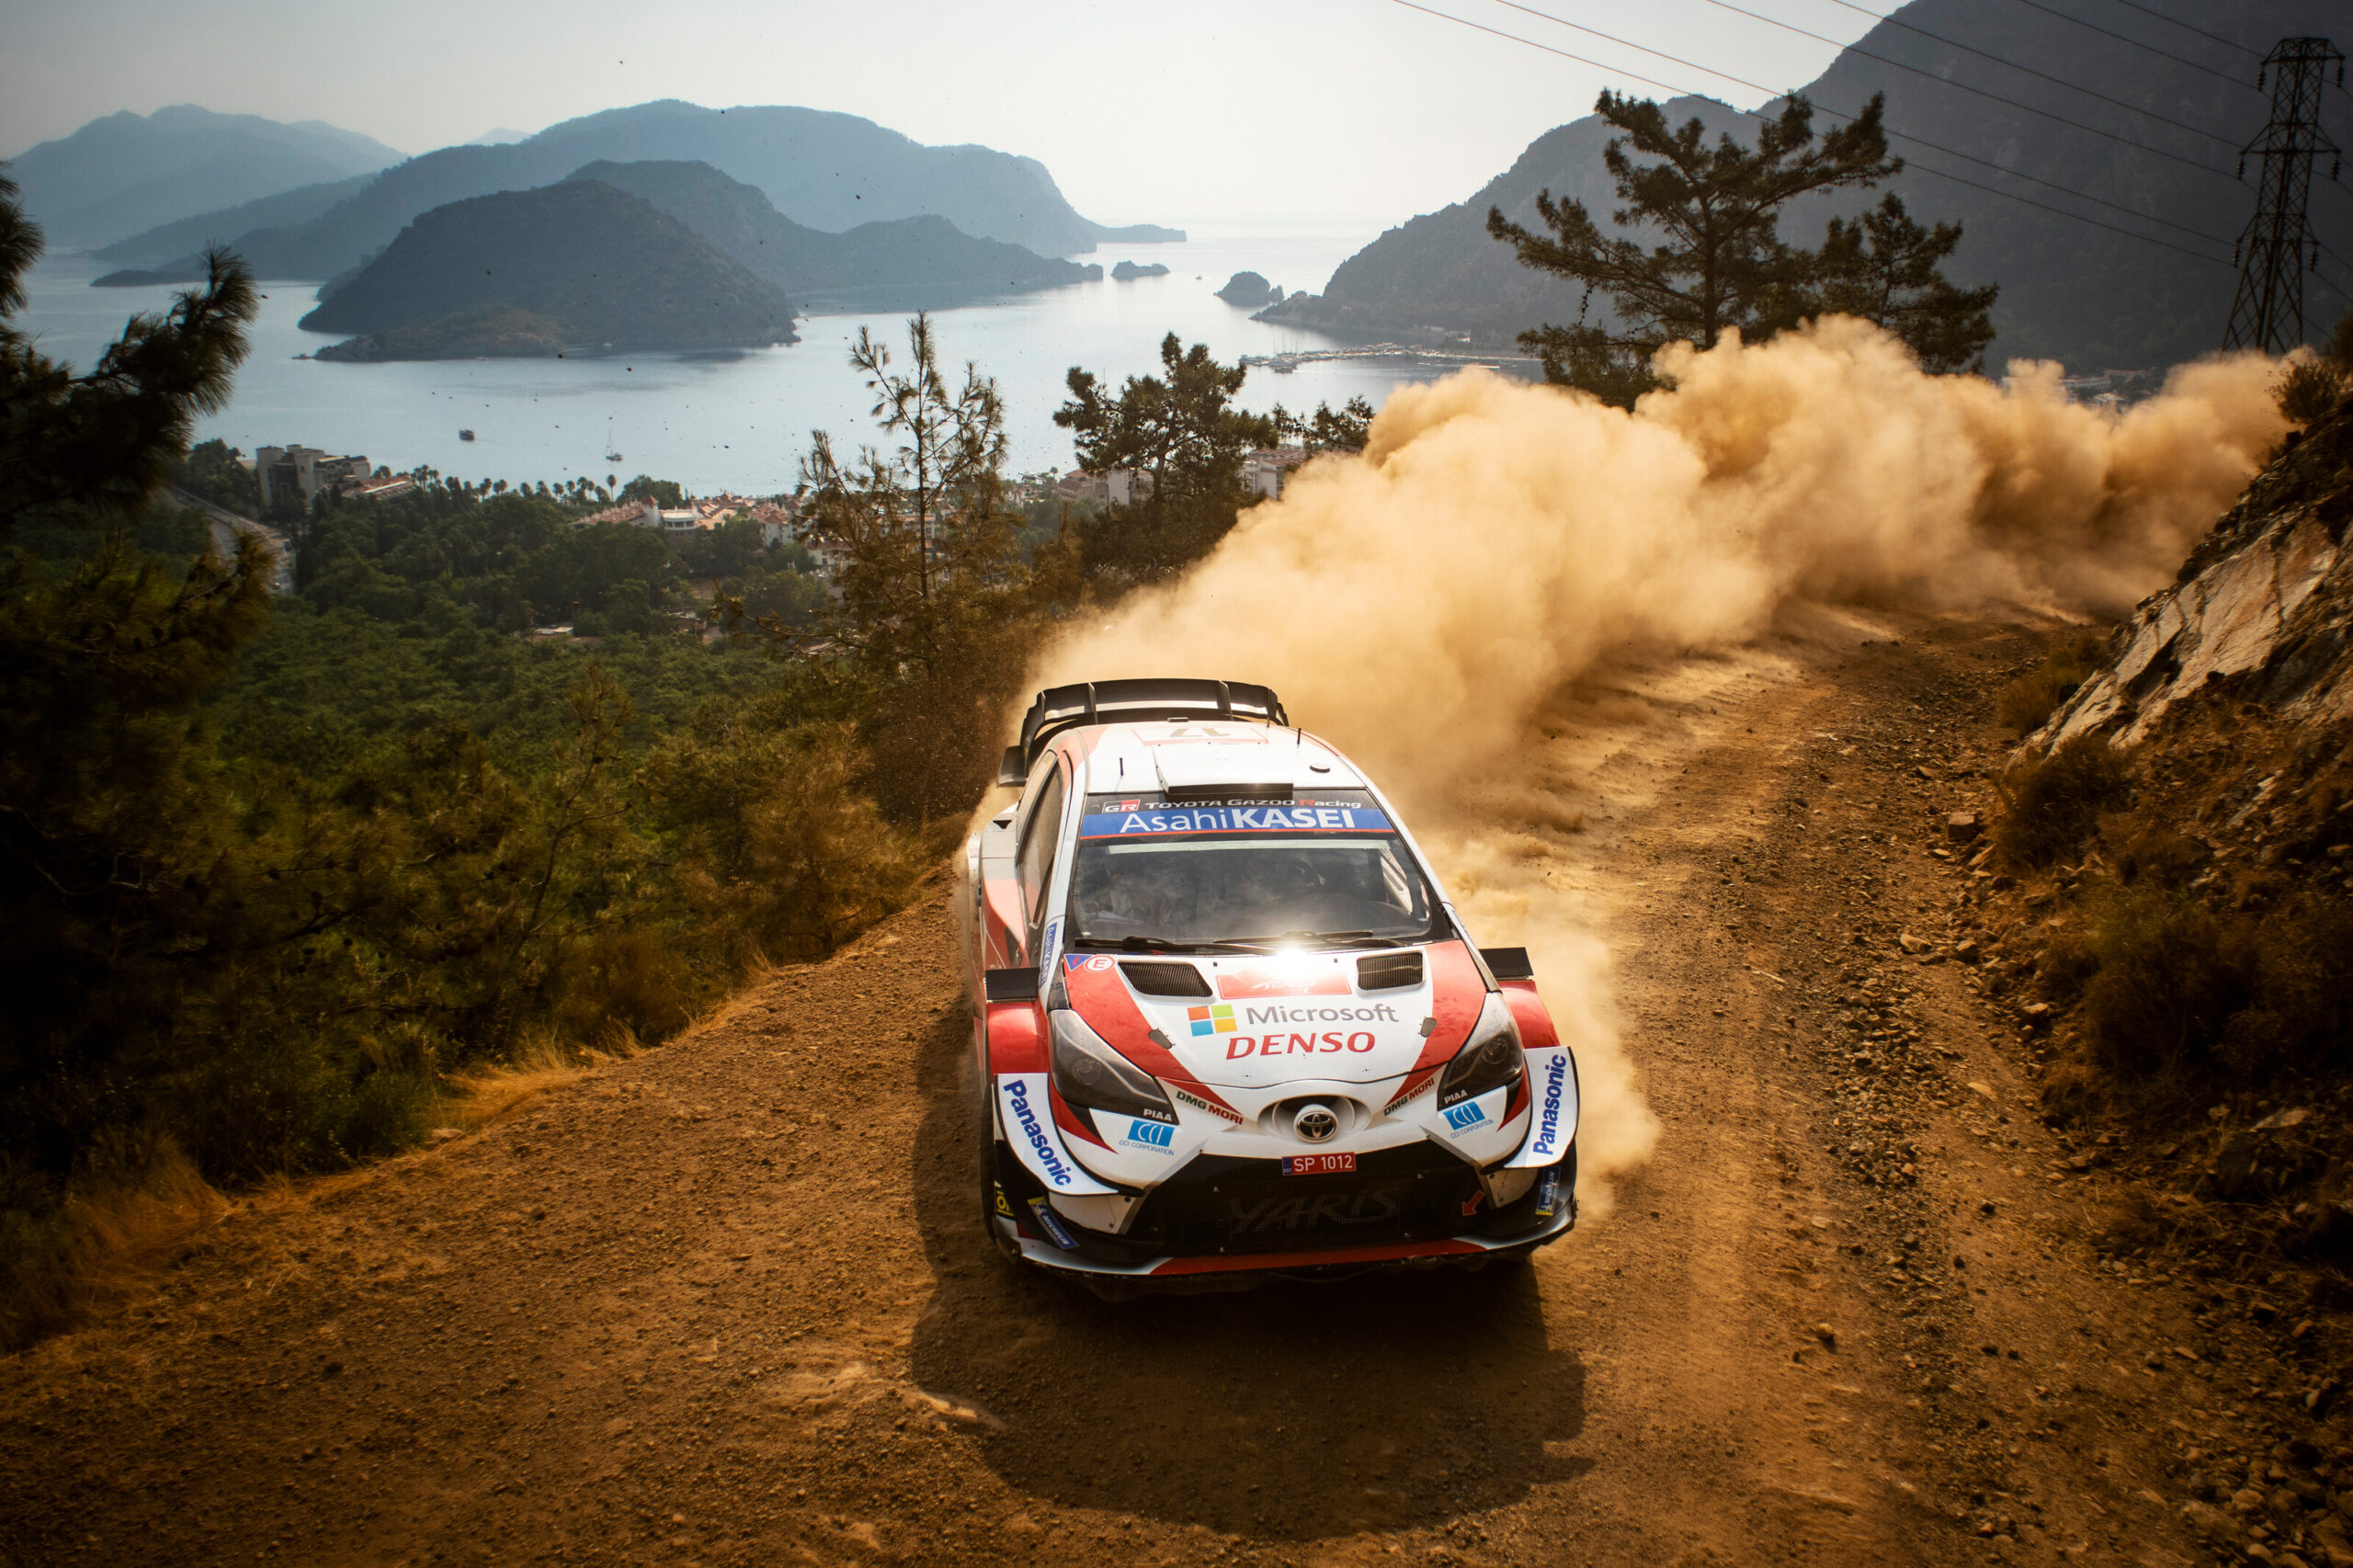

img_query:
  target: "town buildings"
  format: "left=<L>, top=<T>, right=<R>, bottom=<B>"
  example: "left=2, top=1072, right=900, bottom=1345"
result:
left=256, top=446, right=375, bottom=509
left=567, top=492, right=796, bottom=541
left=1242, top=447, right=1312, bottom=500
left=1053, top=468, right=1154, bottom=506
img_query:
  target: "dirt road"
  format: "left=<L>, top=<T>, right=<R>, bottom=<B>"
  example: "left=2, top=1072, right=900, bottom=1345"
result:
left=0, top=608, right=2293, bottom=1567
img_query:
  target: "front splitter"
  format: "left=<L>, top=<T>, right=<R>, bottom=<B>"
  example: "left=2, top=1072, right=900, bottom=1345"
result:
left=996, top=1199, right=1576, bottom=1279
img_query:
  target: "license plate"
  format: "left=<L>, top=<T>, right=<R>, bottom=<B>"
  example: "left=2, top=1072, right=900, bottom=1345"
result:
left=1279, top=1153, right=1356, bottom=1176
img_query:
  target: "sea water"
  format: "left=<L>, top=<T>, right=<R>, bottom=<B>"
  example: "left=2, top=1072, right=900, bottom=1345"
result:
left=17, top=220, right=1530, bottom=494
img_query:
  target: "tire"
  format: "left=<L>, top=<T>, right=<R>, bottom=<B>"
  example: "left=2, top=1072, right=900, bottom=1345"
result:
left=977, top=1084, right=1022, bottom=1263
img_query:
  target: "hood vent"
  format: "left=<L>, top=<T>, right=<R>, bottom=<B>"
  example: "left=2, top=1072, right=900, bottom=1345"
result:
left=1120, top=960, right=1213, bottom=997
left=1356, top=951, right=1424, bottom=990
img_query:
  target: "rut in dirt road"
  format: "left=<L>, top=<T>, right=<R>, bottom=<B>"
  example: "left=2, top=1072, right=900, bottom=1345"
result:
left=0, top=607, right=2288, bottom=1568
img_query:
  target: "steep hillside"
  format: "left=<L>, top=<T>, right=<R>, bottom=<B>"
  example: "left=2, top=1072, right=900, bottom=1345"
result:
left=5, top=106, right=402, bottom=248
left=90, top=175, right=377, bottom=276
left=1262, top=97, right=1736, bottom=344
left=1964, top=398, right=2353, bottom=1256
left=99, top=100, right=1179, bottom=278
left=1267, top=0, right=2352, bottom=369
left=565, top=160, right=1100, bottom=308
left=300, top=179, right=796, bottom=359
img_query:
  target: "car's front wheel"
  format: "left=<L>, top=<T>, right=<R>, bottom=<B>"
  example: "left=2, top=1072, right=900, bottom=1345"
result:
left=976, top=1086, right=1022, bottom=1263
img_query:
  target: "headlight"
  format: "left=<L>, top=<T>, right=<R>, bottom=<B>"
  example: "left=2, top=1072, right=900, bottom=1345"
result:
left=1438, top=994, right=1524, bottom=1110
left=1050, top=1010, right=1177, bottom=1126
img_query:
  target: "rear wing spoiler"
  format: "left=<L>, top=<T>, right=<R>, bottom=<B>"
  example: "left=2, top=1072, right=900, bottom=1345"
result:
left=997, top=678, right=1289, bottom=785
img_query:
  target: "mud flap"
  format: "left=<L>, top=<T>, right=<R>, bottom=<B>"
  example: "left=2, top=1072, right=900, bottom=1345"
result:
left=1505, top=1046, right=1579, bottom=1169
left=995, top=1073, right=1115, bottom=1195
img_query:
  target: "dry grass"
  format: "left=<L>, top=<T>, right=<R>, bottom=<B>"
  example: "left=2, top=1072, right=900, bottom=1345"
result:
left=438, top=1031, right=642, bottom=1131
left=1996, top=627, right=2108, bottom=733
left=0, top=1138, right=229, bottom=1349
left=0, top=946, right=817, bottom=1350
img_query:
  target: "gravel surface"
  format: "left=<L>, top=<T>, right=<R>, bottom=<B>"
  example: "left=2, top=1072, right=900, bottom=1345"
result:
left=1, top=604, right=2332, bottom=1568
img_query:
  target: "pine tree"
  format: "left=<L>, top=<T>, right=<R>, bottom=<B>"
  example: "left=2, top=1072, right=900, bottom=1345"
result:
left=1487, top=92, right=1898, bottom=404
left=791, top=313, right=1031, bottom=817
left=1054, top=333, right=1279, bottom=582
left=1813, top=194, right=1998, bottom=373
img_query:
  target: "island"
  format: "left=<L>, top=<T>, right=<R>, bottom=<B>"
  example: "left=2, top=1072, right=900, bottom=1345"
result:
left=1215, top=270, right=1283, bottom=307
left=298, top=178, right=797, bottom=360
left=1110, top=260, right=1171, bottom=280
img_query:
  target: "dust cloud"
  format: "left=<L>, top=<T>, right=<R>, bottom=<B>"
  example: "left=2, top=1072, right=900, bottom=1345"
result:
left=1030, top=315, right=2288, bottom=1206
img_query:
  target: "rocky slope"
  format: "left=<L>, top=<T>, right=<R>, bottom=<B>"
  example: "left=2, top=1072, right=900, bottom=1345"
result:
left=2036, top=415, right=2352, bottom=751
left=1938, top=398, right=2353, bottom=1405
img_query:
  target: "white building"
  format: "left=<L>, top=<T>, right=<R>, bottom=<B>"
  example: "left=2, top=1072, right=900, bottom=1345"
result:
left=256, top=446, right=372, bottom=508
left=1242, top=447, right=1312, bottom=500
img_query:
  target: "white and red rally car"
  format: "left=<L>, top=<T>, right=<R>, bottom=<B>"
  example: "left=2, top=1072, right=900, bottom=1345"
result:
left=958, top=678, right=1580, bottom=1292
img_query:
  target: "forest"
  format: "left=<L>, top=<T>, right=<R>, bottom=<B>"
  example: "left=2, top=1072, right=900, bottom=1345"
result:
left=0, top=171, right=1361, bottom=1340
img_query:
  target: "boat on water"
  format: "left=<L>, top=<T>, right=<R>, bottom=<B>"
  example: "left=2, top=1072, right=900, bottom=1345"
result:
left=459, top=428, right=475, bottom=441
left=605, top=421, right=621, bottom=463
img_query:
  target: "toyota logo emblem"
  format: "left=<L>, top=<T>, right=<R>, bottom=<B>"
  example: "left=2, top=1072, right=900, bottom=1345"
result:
left=1292, top=1104, right=1339, bottom=1143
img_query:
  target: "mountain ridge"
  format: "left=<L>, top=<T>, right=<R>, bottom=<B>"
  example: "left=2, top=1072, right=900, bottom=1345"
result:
left=563, top=159, right=1102, bottom=309
left=91, top=100, right=1180, bottom=281
left=1263, top=0, right=2353, bottom=369
left=5, top=106, right=404, bottom=248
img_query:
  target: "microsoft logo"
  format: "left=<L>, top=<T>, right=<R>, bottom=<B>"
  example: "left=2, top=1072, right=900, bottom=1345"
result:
left=1187, top=1004, right=1237, bottom=1037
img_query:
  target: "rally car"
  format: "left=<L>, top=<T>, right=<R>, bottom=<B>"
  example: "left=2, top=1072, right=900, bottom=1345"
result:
left=957, top=677, right=1580, bottom=1292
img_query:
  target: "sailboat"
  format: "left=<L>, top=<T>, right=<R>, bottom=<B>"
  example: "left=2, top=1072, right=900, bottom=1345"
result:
left=604, top=420, right=623, bottom=464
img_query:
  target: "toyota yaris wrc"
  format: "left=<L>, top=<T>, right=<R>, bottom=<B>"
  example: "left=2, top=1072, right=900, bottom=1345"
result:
left=958, top=678, right=1581, bottom=1292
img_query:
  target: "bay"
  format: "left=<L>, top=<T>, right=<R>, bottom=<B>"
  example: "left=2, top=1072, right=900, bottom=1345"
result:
left=19, top=220, right=1530, bottom=494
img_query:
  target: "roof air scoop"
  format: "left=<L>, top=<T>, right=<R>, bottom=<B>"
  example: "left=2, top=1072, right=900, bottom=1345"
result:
left=1153, top=742, right=1295, bottom=802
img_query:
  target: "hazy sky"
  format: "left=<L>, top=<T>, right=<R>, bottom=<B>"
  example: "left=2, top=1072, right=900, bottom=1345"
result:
left=0, top=0, right=1874, bottom=227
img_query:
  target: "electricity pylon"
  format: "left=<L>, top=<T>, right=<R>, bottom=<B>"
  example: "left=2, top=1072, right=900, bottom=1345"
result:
left=2223, top=37, right=2343, bottom=354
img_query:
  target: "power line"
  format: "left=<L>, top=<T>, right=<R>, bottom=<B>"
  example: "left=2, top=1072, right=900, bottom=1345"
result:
left=1808, top=0, right=2240, bottom=147
left=1392, top=0, right=2231, bottom=267
left=2098, top=0, right=2260, bottom=60
left=1699, top=0, right=2234, bottom=180
left=1486, top=0, right=2238, bottom=250
left=1993, top=0, right=2256, bottom=92
left=1390, top=0, right=1716, bottom=100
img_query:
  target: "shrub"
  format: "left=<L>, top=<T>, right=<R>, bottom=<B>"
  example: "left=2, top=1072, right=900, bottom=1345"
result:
left=1996, top=627, right=2108, bottom=733
left=2078, top=884, right=2259, bottom=1083
left=1995, top=735, right=2131, bottom=869
left=2225, top=897, right=2353, bottom=1080
left=2278, top=358, right=2348, bottom=428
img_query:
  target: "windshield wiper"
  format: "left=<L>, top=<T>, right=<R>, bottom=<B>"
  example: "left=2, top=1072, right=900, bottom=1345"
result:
left=1225, top=929, right=1404, bottom=950
left=1078, top=936, right=1276, bottom=955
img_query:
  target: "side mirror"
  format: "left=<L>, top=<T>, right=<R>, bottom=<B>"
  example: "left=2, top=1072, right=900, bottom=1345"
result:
left=1482, top=947, right=1535, bottom=981
left=995, top=745, right=1026, bottom=789
left=984, top=967, right=1041, bottom=1004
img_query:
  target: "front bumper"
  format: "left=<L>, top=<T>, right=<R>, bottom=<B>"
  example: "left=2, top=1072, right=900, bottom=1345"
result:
left=991, top=1137, right=1577, bottom=1285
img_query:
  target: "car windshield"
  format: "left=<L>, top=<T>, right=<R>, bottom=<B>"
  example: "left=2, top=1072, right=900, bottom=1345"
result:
left=1066, top=793, right=1443, bottom=948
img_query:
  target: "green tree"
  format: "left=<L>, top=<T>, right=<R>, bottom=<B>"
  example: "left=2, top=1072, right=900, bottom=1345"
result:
left=620, top=475, right=684, bottom=506
left=1813, top=193, right=1998, bottom=372
left=1054, top=333, right=1279, bottom=584
left=1486, top=91, right=1898, bottom=405
left=173, top=437, right=261, bottom=518
left=785, top=313, right=1031, bottom=817
left=1274, top=396, right=1377, bottom=454
left=799, top=312, right=1020, bottom=680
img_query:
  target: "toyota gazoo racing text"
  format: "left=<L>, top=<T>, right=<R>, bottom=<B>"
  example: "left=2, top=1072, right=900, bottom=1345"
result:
left=957, top=677, right=1581, bottom=1291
